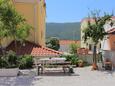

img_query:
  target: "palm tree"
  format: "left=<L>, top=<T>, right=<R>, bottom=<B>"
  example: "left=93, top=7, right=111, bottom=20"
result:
left=83, top=11, right=112, bottom=70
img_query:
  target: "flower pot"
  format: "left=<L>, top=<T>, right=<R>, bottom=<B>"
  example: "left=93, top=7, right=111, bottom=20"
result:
left=78, top=60, right=84, bottom=67
left=78, top=63, right=83, bottom=67
left=0, top=68, right=19, bottom=77
left=92, top=63, right=98, bottom=70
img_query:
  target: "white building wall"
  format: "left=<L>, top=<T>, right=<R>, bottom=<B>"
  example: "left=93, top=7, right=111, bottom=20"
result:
left=101, top=36, right=111, bottom=51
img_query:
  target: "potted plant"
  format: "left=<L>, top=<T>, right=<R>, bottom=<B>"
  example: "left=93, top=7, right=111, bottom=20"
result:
left=0, top=51, right=19, bottom=77
left=78, top=59, right=84, bottom=67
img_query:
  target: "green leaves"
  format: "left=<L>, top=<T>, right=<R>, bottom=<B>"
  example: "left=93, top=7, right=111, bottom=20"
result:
left=16, top=23, right=31, bottom=42
left=83, top=12, right=112, bottom=45
left=69, top=43, right=80, bottom=54
left=46, top=37, right=60, bottom=50
left=61, top=54, right=79, bottom=65
left=0, top=0, right=32, bottom=48
left=0, top=51, right=19, bottom=68
left=19, top=55, right=33, bottom=69
left=83, top=11, right=112, bottom=66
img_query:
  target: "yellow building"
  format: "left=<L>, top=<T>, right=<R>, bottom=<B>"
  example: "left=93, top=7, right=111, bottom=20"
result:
left=1, top=0, right=46, bottom=47
left=14, top=0, right=46, bottom=46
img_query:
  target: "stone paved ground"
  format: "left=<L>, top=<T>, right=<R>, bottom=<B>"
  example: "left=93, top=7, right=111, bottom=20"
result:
left=0, top=66, right=115, bottom=86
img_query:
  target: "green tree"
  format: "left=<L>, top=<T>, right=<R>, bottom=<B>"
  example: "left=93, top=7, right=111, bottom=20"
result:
left=69, top=43, right=80, bottom=54
left=16, top=23, right=31, bottom=45
left=0, top=0, right=11, bottom=55
left=0, top=0, right=31, bottom=53
left=0, top=21, right=9, bottom=55
left=83, top=11, right=112, bottom=70
left=46, top=37, right=60, bottom=50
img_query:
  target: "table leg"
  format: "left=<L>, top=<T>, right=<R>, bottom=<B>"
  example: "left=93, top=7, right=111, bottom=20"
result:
left=38, top=66, right=43, bottom=75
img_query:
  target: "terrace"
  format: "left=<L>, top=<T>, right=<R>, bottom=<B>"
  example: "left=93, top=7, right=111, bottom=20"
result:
left=0, top=66, right=115, bottom=86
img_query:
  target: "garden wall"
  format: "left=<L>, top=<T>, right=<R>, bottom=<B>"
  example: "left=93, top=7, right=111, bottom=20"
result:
left=78, top=54, right=93, bottom=64
left=102, top=50, right=115, bottom=68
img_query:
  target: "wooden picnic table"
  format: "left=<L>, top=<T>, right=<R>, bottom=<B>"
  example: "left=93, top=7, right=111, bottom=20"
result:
left=36, top=58, right=72, bottom=75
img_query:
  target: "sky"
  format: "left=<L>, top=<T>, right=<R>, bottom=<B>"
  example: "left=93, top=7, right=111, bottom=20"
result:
left=46, top=0, right=115, bottom=23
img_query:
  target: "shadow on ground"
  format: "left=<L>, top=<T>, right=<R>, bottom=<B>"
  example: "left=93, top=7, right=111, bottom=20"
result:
left=39, top=72, right=80, bottom=77
left=0, top=76, right=42, bottom=86
left=98, top=68, right=115, bottom=77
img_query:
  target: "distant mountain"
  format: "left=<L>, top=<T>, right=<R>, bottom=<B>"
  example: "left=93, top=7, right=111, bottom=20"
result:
left=46, top=22, right=81, bottom=40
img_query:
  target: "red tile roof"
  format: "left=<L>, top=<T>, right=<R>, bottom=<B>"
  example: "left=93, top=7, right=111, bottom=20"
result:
left=77, top=48, right=98, bottom=55
left=31, top=47, right=62, bottom=57
left=60, top=40, right=80, bottom=45
left=77, top=48, right=89, bottom=55
left=5, top=41, right=62, bottom=57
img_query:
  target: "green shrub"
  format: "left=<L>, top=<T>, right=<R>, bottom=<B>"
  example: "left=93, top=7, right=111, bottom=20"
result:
left=19, top=55, right=34, bottom=69
left=77, top=59, right=83, bottom=63
left=69, top=43, right=80, bottom=54
left=0, top=51, right=19, bottom=68
left=0, top=56, right=9, bottom=68
left=61, top=54, right=79, bottom=65
left=46, top=37, right=60, bottom=50
left=0, top=51, right=34, bottom=69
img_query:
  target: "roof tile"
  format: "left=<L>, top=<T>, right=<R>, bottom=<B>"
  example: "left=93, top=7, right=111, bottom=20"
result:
left=4, top=41, right=62, bottom=57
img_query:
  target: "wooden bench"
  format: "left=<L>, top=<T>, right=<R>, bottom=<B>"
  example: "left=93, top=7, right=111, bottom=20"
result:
left=36, top=61, right=73, bottom=75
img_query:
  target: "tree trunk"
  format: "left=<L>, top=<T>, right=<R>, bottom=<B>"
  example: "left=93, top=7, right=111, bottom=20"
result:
left=92, top=45, right=98, bottom=70
left=0, top=39, right=5, bottom=56
left=14, top=38, right=17, bottom=55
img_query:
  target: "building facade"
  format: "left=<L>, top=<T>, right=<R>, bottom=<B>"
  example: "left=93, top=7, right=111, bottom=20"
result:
left=81, top=17, right=115, bottom=67
left=80, top=17, right=115, bottom=53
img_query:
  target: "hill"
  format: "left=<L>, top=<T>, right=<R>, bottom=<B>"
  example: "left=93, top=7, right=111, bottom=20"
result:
left=46, top=22, right=81, bottom=40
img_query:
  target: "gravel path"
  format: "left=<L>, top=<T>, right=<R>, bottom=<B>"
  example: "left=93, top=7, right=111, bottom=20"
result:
left=0, top=66, right=115, bottom=86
